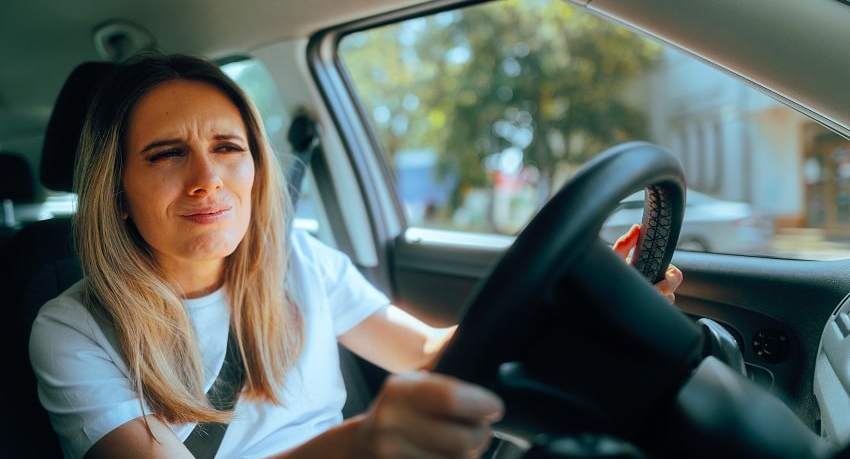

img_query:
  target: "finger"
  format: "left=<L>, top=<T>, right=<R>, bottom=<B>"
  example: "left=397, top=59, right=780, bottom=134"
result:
left=392, top=411, right=492, bottom=457
left=612, top=224, right=641, bottom=260
left=370, top=431, right=445, bottom=459
left=612, top=224, right=639, bottom=258
left=654, top=279, right=672, bottom=296
left=654, top=266, right=683, bottom=294
left=394, top=372, right=504, bottom=424
left=666, top=265, right=683, bottom=291
left=665, top=293, right=676, bottom=303
left=470, top=435, right=495, bottom=458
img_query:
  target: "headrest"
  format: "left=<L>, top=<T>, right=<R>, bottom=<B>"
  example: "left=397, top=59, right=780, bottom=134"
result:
left=0, top=153, right=36, bottom=202
left=40, top=62, right=116, bottom=192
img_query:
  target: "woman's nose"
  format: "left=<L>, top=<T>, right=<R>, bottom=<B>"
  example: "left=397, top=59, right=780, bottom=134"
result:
left=186, top=151, right=223, bottom=196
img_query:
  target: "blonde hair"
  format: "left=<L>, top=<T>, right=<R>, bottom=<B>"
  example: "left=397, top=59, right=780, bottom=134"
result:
left=73, top=54, right=303, bottom=424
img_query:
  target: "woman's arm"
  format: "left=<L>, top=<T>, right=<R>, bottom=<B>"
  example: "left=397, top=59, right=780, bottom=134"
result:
left=87, top=373, right=500, bottom=459
left=267, top=416, right=362, bottom=459
left=340, top=225, right=683, bottom=374
left=270, top=372, right=501, bottom=459
left=339, top=305, right=456, bottom=373
left=84, top=416, right=193, bottom=459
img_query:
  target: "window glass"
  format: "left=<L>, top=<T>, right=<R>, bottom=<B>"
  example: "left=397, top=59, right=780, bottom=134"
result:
left=222, top=58, right=289, bottom=155
left=339, top=0, right=847, bottom=260
left=222, top=58, right=319, bottom=234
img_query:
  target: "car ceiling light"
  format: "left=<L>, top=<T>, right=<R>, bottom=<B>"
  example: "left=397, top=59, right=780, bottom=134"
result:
left=92, top=20, right=155, bottom=62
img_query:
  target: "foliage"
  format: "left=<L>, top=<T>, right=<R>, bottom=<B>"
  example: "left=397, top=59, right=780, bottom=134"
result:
left=340, top=0, right=660, bottom=226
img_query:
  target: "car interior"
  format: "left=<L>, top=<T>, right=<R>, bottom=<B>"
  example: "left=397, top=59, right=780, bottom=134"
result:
left=4, top=0, right=850, bottom=458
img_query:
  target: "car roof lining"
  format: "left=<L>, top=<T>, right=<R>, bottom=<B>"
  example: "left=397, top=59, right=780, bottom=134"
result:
left=2, top=0, right=850, bottom=154
left=0, top=0, right=426, bottom=147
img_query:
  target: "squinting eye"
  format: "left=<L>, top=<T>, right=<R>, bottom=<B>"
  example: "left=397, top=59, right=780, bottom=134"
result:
left=215, top=143, right=245, bottom=153
left=148, top=149, right=184, bottom=162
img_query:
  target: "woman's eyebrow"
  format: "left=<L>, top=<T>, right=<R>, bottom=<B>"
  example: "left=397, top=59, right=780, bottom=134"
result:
left=140, top=138, right=182, bottom=154
left=213, top=133, right=246, bottom=143
left=139, top=134, right=246, bottom=154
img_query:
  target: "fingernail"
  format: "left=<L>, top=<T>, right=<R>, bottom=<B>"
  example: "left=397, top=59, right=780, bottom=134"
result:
left=485, top=409, right=504, bottom=423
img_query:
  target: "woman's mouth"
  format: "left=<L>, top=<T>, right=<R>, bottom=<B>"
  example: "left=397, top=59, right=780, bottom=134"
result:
left=181, top=207, right=232, bottom=224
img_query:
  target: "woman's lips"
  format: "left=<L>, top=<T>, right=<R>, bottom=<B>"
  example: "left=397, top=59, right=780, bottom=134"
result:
left=181, top=207, right=232, bottom=224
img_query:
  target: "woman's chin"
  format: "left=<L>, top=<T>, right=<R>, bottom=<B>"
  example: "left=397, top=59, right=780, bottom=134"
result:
left=178, top=234, right=241, bottom=261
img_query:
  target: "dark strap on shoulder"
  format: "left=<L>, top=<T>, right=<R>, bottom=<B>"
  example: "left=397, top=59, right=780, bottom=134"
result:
left=286, top=109, right=320, bottom=207
left=183, top=328, right=245, bottom=458
left=89, top=296, right=245, bottom=457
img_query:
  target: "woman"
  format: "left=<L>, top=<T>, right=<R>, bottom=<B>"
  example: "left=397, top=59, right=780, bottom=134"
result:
left=29, top=54, right=682, bottom=459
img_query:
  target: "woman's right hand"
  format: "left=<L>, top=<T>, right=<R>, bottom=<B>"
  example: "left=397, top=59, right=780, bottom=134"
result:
left=353, top=372, right=504, bottom=459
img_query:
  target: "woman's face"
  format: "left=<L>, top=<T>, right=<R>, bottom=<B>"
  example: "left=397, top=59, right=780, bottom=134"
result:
left=122, top=79, right=255, bottom=270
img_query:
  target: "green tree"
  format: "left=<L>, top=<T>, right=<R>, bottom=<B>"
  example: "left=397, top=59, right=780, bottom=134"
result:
left=341, top=0, right=660, bottom=232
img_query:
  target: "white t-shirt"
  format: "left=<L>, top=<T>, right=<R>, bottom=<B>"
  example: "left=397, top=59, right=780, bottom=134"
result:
left=29, top=229, right=391, bottom=459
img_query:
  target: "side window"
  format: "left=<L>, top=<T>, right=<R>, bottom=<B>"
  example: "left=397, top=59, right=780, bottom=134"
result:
left=221, top=58, right=320, bottom=234
left=338, top=1, right=847, bottom=260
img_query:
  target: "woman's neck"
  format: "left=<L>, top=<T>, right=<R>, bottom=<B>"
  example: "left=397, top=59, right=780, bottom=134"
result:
left=156, top=254, right=226, bottom=299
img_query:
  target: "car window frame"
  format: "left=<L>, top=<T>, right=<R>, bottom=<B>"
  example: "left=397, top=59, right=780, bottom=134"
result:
left=306, top=0, right=849, bottom=259
left=308, top=0, right=517, bottom=254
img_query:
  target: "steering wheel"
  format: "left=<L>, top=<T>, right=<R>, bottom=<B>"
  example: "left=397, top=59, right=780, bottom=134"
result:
left=432, top=141, right=833, bottom=457
left=434, top=142, right=704, bottom=439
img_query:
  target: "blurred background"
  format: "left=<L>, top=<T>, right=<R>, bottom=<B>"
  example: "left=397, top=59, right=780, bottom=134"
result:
left=337, top=0, right=849, bottom=260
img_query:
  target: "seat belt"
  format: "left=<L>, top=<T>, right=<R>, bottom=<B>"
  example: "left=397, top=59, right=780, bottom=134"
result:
left=183, top=328, right=245, bottom=458
left=90, top=306, right=245, bottom=458
left=285, top=109, right=320, bottom=206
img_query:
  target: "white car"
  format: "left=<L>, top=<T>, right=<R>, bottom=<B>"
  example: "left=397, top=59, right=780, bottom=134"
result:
left=601, top=189, right=774, bottom=255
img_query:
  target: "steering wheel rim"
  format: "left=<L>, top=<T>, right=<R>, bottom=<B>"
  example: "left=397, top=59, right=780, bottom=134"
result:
left=434, top=142, right=704, bottom=439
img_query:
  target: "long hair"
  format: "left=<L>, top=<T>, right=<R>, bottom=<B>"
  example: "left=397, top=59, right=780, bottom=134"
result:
left=73, top=54, right=303, bottom=424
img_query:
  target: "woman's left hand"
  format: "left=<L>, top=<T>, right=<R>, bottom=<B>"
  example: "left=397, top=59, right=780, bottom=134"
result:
left=612, top=224, right=683, bottom=303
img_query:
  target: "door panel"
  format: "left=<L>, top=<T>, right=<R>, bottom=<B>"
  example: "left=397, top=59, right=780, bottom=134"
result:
left=391, top=235, right=850, bottom=429
left=392, top=236, right=502, bottom=327
left=674, top=253, right=850, bottom=429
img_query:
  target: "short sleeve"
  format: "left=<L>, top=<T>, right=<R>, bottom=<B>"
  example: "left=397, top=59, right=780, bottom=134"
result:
left=291, top=230, right=391, bottom=336
left=29, top=299, right=153, bottom=459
